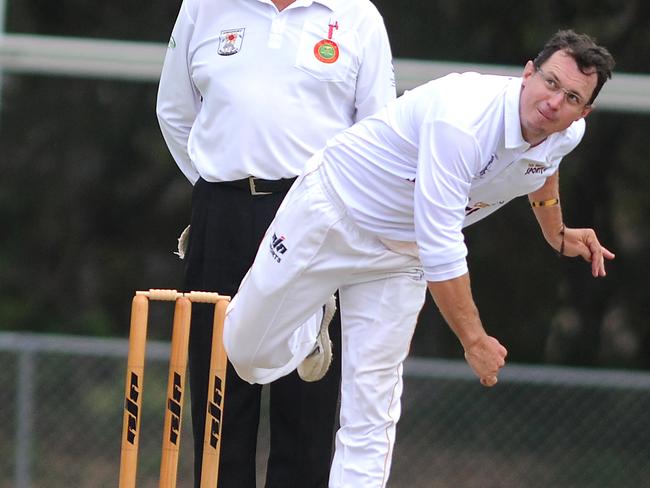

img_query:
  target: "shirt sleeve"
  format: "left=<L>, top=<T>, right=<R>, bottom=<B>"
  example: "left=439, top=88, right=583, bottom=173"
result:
left=414, top=120, right=483, bottom=281
left=156, top=0, right=202, bottom=185
left=352, top=7, right=396, bottom=122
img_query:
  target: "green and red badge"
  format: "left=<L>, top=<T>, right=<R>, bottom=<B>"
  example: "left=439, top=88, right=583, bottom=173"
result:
left=314, top=40, right=339, bottom=63
left=314, top=21, right=340, bottom=64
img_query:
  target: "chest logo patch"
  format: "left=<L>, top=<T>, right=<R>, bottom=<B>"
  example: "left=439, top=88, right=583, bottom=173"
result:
left=314, top=21, right=339, bottom=64
left=218, top=28, right=245, bottom=56
left=524, top=163, right=549, bottom=175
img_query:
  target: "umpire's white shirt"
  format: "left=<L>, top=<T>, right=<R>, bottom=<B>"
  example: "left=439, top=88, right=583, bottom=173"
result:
left=320, top=72, right=585, bottom=281
left=156, top=0, right=395, bottom=184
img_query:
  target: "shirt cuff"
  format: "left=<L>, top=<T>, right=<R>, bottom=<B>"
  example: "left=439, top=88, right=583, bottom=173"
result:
left=422, top=256, right=468, bottom=282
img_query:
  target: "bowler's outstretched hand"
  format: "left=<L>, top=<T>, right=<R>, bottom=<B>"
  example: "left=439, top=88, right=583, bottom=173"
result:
left=562, top=227, right=615, bottom=277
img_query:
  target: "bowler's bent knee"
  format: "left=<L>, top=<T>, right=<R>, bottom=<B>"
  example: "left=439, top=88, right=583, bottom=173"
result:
left=222, top=302, right=257, bottom=382
left=223, top=317, right=297, bottom=385
left=223, top=297, right=320, bottom=385
left=222, top=299, right=288, bottom=384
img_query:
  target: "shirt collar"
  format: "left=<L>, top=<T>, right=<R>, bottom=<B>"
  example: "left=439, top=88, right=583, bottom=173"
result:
left=504, top=77, right=529, bottom=151
left=311, top=0, right=338, bottom=9
left=256, top=0, right=337, bottom=11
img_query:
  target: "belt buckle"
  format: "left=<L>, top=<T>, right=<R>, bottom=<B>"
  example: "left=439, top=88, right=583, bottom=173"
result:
left=248, top=176, right=272, bottom=196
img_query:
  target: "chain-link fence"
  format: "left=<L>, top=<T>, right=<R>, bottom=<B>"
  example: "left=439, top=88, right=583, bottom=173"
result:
left=2, top=332, right=649, bottom=488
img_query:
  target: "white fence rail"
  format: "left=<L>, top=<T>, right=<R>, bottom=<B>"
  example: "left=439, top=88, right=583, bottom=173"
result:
left=1, top=33, right=650, bottom=112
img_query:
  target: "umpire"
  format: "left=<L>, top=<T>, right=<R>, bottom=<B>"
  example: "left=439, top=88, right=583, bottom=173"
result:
left=156, top=0, right=396, bottom=486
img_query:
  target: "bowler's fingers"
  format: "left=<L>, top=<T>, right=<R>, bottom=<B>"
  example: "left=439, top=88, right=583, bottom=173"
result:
left=584, top=234, right=615, bottom=278
left=463, top=336, right=508, bottom=387
left=481, top=376, right=498, bottom=387
left=478, top=342, right=507, bottom=388
left=498, top=343, right=508, bottom=361
left=481, top=353, right=506, bottom=387
left=573, top=229, right=614, bottom=278
left=592, top=244, right=616, bottom=277
left=602, top=246, right=616, bottom=260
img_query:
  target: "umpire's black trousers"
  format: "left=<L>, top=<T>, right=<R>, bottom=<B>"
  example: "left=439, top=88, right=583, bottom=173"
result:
left=184, top=178, right=342, bottom=488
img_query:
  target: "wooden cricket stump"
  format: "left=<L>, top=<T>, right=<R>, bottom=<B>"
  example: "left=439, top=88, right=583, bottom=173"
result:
left=118, top=289, right=230, bottom=488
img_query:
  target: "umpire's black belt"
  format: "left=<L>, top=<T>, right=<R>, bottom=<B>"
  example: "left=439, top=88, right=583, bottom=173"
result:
left=222, top=176, right=297, bottom=195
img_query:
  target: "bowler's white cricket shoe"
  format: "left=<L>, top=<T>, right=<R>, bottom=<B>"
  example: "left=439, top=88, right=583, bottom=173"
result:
left=297, top=295, right=336, bottom=382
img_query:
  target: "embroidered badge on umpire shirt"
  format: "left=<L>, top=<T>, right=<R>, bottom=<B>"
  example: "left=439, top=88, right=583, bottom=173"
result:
left=218, top=28, right=245, bottom=56
left=314, top=21, right=339, bottom=64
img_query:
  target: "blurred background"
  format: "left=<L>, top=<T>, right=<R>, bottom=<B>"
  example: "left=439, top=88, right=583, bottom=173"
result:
left=1, top=0, right=649, bottom=487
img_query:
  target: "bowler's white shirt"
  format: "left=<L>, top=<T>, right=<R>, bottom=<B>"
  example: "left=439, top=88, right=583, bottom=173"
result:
left=157, top=0, right=395, bottom=184
left=320, top=72, right=584, bottom=281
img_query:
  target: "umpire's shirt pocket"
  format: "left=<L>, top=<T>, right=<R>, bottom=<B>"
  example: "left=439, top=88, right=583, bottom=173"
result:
left=294, top=20, right=358, bottom=82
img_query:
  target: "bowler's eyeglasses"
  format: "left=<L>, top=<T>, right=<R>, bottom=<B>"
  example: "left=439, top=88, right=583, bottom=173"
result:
left=535, top=67, right=590, bottom=108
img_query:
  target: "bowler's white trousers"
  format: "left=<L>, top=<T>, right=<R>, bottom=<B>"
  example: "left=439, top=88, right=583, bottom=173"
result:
left=223, top=163, right=427, bottom=488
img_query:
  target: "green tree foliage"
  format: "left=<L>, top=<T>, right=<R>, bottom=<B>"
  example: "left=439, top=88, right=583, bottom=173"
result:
left=1, top=1, right=648, bottom=366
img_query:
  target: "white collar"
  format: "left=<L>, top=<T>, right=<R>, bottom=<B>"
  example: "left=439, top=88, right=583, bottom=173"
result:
left=504, top=77, right=530, bottom=151
left=254, top=0, right=338, bottom=11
